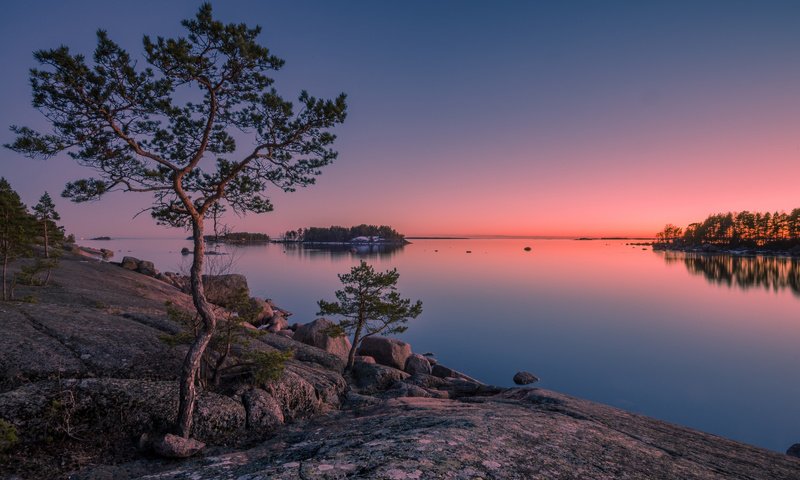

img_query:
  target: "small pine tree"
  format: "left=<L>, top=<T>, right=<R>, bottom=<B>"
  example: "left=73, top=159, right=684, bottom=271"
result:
left=32, top=192, right=63, bottom=285
left=318, top=261, right=423, bottom=370
left=32, top=192, right=60, bottom=258
left=0, top=178, right=36, bottom=300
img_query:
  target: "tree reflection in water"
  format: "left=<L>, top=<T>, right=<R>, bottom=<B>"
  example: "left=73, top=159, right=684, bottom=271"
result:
left=280, top=242, right=405, bottom=260
left=662, top=251, right=800, bottom=296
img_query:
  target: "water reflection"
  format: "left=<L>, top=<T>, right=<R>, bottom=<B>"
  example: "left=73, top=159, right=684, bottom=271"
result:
left=662, top=251, right=800, bottom=296
left=279, top=242, right=405, bottom=259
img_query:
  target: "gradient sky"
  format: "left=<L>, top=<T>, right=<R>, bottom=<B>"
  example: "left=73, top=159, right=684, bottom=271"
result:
left=1, top=1, right=799, bottom=238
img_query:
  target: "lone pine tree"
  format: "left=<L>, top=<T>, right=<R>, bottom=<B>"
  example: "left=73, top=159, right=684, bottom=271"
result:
left=6, top=4, right=346, bottom=438
left=318, top=261, right=423, bottom=370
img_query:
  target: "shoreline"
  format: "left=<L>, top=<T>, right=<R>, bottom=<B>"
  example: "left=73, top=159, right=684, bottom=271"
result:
left=653, top=243, right=800, bottom=258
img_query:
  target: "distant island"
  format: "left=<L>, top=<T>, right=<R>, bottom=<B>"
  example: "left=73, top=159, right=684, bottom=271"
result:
left=277, top=224, right=409, bottom=244
left=575, top=237, right=654, bottom=241
left=90, top=236, right=112, bottom=241
left=654, top=209, right=800, bottom=255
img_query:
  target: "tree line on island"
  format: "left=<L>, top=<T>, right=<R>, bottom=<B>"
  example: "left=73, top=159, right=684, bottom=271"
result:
left=281, top=224, right=406, bottom=243
left=656, top=209, right=800, bottom=251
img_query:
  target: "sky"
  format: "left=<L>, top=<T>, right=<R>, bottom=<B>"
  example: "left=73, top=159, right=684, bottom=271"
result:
left=1, top=1, right=798, bottom=238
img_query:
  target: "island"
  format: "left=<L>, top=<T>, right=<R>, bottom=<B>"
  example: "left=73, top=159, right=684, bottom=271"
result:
left=277, top=224, right=410, bottom=245
left=653, top=209, right=800, bottom=255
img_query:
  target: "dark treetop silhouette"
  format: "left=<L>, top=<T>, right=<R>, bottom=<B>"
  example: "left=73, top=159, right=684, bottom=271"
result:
left=656, top=209, right=800, bottom=250
left=5, top=4, right=347, bottom=439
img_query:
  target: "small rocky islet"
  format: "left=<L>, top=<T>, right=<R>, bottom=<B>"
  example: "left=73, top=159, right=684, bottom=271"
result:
left=0, top=247, right=799, bottom=479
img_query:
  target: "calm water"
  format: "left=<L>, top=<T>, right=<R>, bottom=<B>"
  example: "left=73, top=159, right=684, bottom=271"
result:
left=82, top=237, right=800, bottom=452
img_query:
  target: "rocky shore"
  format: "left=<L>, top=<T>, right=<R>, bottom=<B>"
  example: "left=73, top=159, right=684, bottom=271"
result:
left=0, top=250, right=798, bottom=479
left=653, top=242, right=800, bottom=257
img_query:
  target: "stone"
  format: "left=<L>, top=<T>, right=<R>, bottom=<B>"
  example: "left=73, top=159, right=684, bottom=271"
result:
left=137, top=260, right=158, bottom=277
left=152, top=433, right=205, bottom=458
left=293, top=318, right=352, bottom=360
left=137, top=432, right=152, bottom=451
left=181, top=247, right=191, bottom=255
left=241, top=388, right=284, bottom=431
left=276, top=329, right=294, bottom=338
left=249, top=297, right=274, bottom=325
left=121, top=256, right=139, bottom=270
left=787, top=443, right=800, bottom=458
left=357, top=336, right=412, bottom=370
left=203, top=274, right=249, bottom=307
left=267, top=314, right=288, bottom=333
left=404, top=353, right=432, bottom=375
left=513, top=371, right=539, bottom=385
left=355, top=355, right=376, bottom=364
left=351, top=361, right=409, bottom=394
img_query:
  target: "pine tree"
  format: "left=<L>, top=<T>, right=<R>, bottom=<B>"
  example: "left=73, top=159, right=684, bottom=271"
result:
left=32, top=192, right=63, bottom=285
left=0, top=178, right=35, bottom=300
left=318, top=261, right=423, bottom=370
left=6, top=4, right=346, bottom=438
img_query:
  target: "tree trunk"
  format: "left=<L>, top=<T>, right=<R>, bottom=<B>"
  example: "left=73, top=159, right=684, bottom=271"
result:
left=2, top=252, right=7, bottom=301
left=43, top=222, right=52, bottom=286
left=346, top=327, right=361, bottom=371
left=175, top=217, right=217, bottom=438
left=346, top=314, right=366, bottom=371
left=43, top=222, right=49, bottom=259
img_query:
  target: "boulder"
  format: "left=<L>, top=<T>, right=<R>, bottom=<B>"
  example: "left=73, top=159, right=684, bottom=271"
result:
left=267, top=315, right=288, bottom=333
left=293, top=318, right=351, bottom=360
left=787, top=443, right=800, bottom=458
left=153, top=433, right=205, bottom=458
left=357, top=337, right=412, bottom=370
left=137, top=260, right=158, bottom=277
left=355, top=355, right=376, bottom=364
left=265, top=362, right=347, bottom=419
left=241, top=388, right=284, bottom=431
left=249, top=297, right=274, bottom=325
left=276, top=329, right=294, bottom=338
left=513, top=371, right=539, bottom=385
left=203, top=274, right=249, bottom=307
left=404, top=353, right=432, bottom=375
left=351, top=361, right=409, bottom=394
left=121, top=256, right=139, bottom=270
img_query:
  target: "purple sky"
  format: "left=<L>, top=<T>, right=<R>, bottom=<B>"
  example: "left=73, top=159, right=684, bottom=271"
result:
left=1, top=1, right=799, bottom=238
